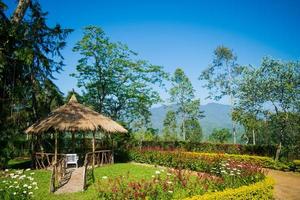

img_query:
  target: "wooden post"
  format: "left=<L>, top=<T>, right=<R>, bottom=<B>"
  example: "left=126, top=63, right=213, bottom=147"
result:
left=92, top=131, right=96, bottom=183
left=92, top=131, right=95, bottom=169
left=54, top=132, right=58, bottom=190
left=54, top=132, right=58, bottom=164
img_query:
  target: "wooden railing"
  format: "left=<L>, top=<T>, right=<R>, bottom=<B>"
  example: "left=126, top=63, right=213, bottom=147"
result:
left=83, top=150, right=113, bottom=190
left=34, top=152, right=65, bottom=169
left=50, top=156, right=67, bottom=193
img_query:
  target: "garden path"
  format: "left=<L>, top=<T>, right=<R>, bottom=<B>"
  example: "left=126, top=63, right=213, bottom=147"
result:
left=55, top=167, right=84, bottom=194
left=268, top=169, right=300, bottom=200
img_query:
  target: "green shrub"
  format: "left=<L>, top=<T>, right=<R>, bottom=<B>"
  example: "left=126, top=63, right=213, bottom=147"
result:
left=184, top=176, right=274, bottom=200
left=292, top=160, right=300, bottom=172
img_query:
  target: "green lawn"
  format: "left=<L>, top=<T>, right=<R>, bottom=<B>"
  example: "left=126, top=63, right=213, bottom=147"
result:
left=27, top=163, right=162, bottom=200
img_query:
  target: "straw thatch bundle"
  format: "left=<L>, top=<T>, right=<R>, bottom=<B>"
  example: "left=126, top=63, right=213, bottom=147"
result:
left=25, top=94, right=127, bottom=134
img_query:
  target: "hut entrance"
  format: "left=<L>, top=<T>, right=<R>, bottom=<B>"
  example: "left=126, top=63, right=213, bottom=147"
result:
left=25, top=94, right=127, bottom=193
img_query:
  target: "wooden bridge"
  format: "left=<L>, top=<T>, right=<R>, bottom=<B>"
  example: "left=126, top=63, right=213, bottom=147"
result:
left=34, top=150, right=114, bottom=193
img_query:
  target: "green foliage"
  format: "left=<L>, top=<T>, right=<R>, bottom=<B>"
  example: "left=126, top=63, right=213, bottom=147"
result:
left=209, top=128, right=231, bottom=143
left=185, top=119, right=203, bottom=142
left=169, top=68, right=202, bottom=140
left=236, top=57, right=300, bottom=159
left=0, top=1, right=71, bottom=168
left=199, top=46, right=243, bottom=101
left=71, top=26, right=168, bottom=129
left=162, top=110, right=178, bottom=141
left=184, top=177, right=274, bottom=200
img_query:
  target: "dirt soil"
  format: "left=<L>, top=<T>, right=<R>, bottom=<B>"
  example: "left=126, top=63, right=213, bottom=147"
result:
left=268, top=170, right=300, bottom=200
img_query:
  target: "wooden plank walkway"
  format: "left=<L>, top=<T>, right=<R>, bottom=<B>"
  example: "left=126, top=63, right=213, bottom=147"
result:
left=55, top=167, right=85, bottom=194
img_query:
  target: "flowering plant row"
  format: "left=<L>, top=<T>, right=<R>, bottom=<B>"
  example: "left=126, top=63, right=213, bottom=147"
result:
left=132, top=147, right=289, bottom=170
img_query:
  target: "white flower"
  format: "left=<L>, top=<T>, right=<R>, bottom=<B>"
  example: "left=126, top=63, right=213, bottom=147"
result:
left=32, top=182, right=37, bottom=185
left=25, top=168, right=31, bottom=171
left=34, top=186, right=39, bottom=190
left=13, top=192, right=16, bottom=195
left=102, top=176, right=108, bottom=179
left=23, top=191, right=27, bottom=194
left=5, top=169, right=9, bottom=172
left=167, top=173, right=172, bottom=176
left=28, top=186, right=32, bottom=189
left=151, top=175, right=155, bottom=178
left=16, top=170, right=23, bottom=175
left=168, top=190, right=173, bottom=193
left=29, top=192, right=33, bottom=195
left=19, top=175, right=26, bottom=180
left=23, top=184, right=28, bottom=188
left=167, top=181, right=172, bottom=184
left=155, top=171, right=161, bottom=174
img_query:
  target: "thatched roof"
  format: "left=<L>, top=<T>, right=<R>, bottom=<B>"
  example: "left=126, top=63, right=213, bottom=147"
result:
left=25, top=94, right=128, bottom=134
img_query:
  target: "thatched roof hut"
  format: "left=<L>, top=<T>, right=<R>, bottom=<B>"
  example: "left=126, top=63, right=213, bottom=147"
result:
left=25, top=94, right=127, bottom=134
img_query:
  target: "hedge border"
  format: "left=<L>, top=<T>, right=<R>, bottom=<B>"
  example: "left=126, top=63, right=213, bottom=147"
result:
left=184, top=176, right=275, bottom=200
left=183, top=151, right=289, bottom=170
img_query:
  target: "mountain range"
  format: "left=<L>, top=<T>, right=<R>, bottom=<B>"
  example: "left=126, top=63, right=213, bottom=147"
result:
left=150, top=103, right=242, bottom=139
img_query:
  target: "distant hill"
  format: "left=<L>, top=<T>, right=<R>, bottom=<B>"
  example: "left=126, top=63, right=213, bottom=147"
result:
left=150, top=103, right=242, bottom=139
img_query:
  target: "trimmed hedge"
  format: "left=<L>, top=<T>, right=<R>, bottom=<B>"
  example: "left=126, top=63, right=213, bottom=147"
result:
left=141, top=141, right=277, bottom=157
left=129, top=150, right=289, bottom=171
left=292, top=160, right=300, bottom=172
left=184, top=176, right=275, bottom=200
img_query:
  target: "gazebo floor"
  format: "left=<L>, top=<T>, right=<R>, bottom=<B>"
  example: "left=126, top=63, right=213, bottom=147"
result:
left=54, top=167, right=85, bottom=194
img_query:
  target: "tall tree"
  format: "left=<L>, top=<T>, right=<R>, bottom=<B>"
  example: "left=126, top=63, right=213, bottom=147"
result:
left=162, top=110, right=178, bottom=141
left=0, top=0, right=71, bottom=168
left=209, top=128, right=231, bottom=143
left=169, top=68, right=202, bottom=140
left=236, top=57, right=300, bottom=160
left=71, top=26, right=167, bottom=128
left=199, top=46, right=243, bottom=144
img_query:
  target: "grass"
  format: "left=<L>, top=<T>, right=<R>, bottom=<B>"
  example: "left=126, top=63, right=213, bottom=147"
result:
left=7, top=157, right=31, bottom=169
left=26, top=163, right=162, bottom=200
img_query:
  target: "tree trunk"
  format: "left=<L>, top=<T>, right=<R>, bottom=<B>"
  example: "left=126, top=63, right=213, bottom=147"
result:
left=11, top=0, right=31, bottom=24
left=252, top=129, right=256, bottom=145
left=275, top=142, right=282, bottom=161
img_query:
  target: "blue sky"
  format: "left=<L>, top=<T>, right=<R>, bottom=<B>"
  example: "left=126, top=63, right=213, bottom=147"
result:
left=6, top=0, right=300, bottom=105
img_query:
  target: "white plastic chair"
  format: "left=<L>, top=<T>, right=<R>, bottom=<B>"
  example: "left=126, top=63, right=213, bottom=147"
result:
left=66, top=154, right=78, bottom=168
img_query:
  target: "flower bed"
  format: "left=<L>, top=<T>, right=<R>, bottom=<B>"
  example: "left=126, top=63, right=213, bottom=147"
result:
left=0, top=169, right=38, bottom=200
left=129, top=148, right=289, bottom=170
left=115, top=149, right=274, bottom=199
